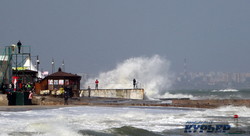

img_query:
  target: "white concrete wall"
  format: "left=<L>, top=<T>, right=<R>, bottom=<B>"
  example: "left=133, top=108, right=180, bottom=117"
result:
left=81, top=89, right=144, bottom=100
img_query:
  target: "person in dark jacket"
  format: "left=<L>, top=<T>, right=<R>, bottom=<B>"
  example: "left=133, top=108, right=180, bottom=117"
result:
left=17, top=40, right=22, bottom=54
left=64, top=90, right=69, bottom=105
left=88, top=86, right=91, bottom=97
left=7, top=92, right=13, bottom=105
left=64, top=85, right=71, bottom=105
left=133, top=78, right=137, bottom=89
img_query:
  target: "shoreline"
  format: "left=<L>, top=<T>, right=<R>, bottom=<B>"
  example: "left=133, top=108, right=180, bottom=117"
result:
left=0, top=105, right=205, bottom=112
left=0, top=105, right=79, bottom=112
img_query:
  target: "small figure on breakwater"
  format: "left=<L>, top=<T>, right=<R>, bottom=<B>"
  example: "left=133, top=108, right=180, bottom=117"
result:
left=133, top=78, right=137, bottom=89
left=95, top=79, right=99, bottom=90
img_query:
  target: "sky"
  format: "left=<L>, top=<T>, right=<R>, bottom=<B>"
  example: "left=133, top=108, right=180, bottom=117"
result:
left=1, top=0, right=250, bottom=75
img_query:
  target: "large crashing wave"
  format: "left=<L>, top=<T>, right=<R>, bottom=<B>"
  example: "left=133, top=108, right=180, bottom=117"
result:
left=84, top=55, right=173, bottom=98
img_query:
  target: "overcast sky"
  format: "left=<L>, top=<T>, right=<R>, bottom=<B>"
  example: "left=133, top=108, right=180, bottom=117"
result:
left=1, top=0, right=250, bottom=74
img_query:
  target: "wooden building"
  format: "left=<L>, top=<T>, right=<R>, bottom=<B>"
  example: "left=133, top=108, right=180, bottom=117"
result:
left=35, top=68, right=81, bottom=95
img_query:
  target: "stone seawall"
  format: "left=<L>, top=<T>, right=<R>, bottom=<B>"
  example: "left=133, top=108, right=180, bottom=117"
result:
left=21, top=97, right=250, bottom=108
left=1, top=93, right=250, bottom=108
left=80, top=89, right=144, bottom=100
left=171, top=99, right=250, bottom=108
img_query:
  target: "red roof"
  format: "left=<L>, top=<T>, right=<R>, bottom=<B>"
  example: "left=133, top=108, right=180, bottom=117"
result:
left=44, top=68, right=81, bottom=80
left=47, top=71, right=80, bottom=77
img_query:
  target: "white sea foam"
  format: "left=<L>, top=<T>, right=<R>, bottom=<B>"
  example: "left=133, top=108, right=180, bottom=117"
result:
left=212, top=89, right=239, bottom=92
left=0, top=106, right=250, bottom=135
left=161, top=92, right=193, bottom=98
left=84, top=55, right=178, bottom=98
left=0, top=106, right=190, bottom=135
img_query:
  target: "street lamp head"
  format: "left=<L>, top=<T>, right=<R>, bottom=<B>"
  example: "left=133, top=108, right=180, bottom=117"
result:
left=52, top=58, right=54, bottom=64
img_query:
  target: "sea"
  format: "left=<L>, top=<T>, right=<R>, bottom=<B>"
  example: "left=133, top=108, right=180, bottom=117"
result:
left=166, top=89, right=250, bottom=100
left=1, top=89, right=250, bottom=136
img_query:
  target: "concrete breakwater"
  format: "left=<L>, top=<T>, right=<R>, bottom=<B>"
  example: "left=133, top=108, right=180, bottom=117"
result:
left=80, top=89, right=144, bottom=100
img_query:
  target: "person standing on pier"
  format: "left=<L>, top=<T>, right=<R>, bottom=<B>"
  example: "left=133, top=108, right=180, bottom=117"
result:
left=133, top=78, right=137, bottom=89
left=95, top=79, right=99, bottom=90
left=9, top=82, right=14, bottom=92
left=17, top=40, right=22, bottom=54
left=88, top=86, right=91, bottom=97
left=7, top=92, right=13, bottom=105
left=64, top=86, right=70, bottom=105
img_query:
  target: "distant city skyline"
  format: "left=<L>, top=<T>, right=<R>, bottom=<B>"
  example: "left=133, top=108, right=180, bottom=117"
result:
left=173, top=71, right=250, bottom=89
left=1, top=1, right=250, bottom=74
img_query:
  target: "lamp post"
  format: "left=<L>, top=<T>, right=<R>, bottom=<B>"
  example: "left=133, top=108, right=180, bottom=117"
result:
left=36, top=56, right=40, bottom=72
left=51, top=58, right=54, bottom=74
left=15, top=41, right=20, bottom=91
left=62, top=60, right=65, bottom=72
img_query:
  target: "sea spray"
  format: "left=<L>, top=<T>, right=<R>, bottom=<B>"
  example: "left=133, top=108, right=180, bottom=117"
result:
left=84, top=55, right=174, bottom=98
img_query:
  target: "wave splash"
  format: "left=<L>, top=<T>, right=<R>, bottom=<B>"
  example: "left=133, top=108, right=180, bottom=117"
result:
left=84, top=55, right=174, bottom=98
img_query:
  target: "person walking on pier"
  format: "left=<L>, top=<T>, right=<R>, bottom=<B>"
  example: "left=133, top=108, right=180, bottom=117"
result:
left=95, top=79, right=99, bottom=90
left=133, top=78, right=137, bottom=89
